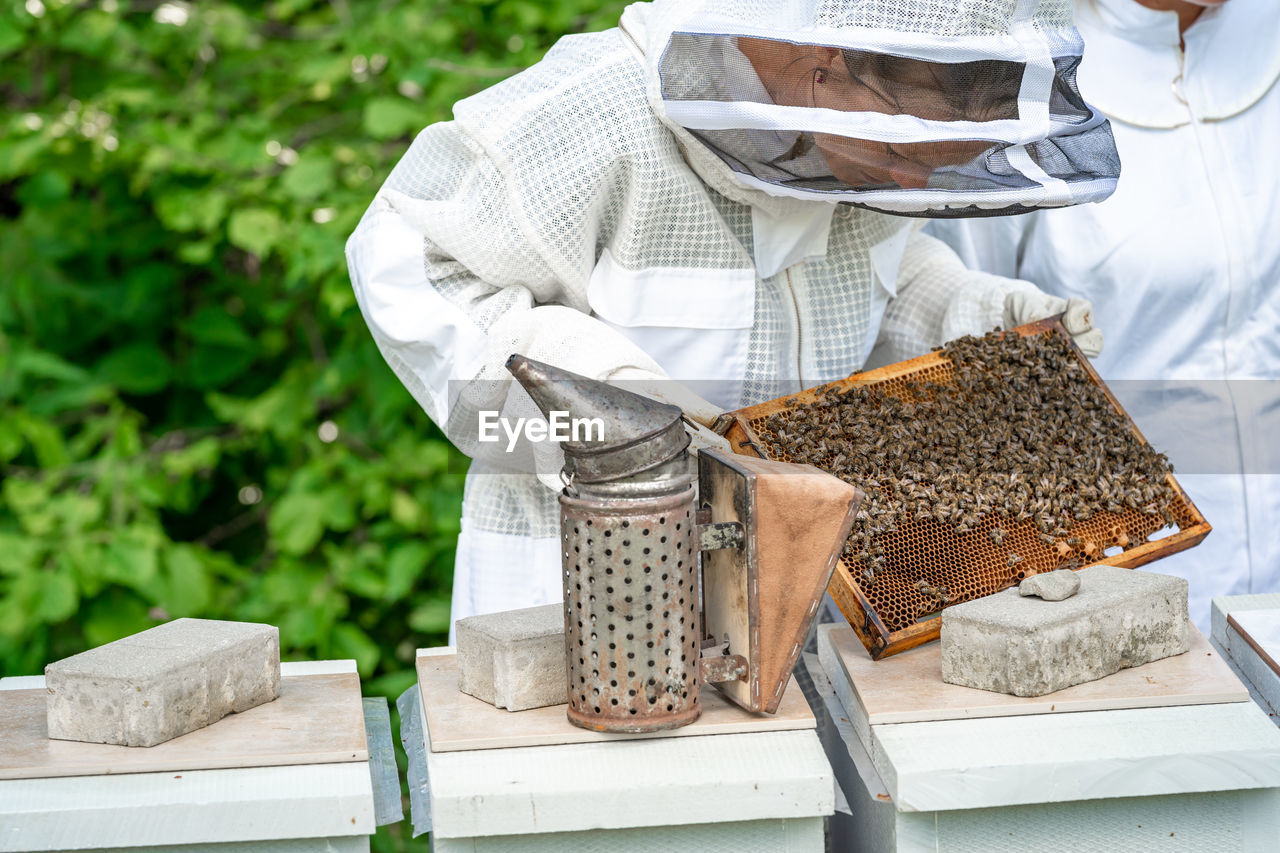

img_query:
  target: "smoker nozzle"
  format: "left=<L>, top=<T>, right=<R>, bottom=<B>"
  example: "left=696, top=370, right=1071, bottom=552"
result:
left=505, top=354, right=690, bottom=483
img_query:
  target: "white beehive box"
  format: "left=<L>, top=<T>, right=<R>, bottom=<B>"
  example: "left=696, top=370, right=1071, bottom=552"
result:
left=806, top=621, right=1280, bottom=851
left=1212, top=593, right=1280, bottom=724
left=405, top=646, right=834, bottom=852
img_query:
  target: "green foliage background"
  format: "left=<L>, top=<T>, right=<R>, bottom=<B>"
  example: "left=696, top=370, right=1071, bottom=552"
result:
left=0, top=0, right=625, bottom=847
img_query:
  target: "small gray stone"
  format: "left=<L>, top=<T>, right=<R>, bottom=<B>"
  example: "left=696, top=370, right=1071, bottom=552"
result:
left=456, top=603, right=567, bottom=711
left=1019, top=569, right=1081, bottom=601
left=45, top=618, right=280, bottom=747
left=942, top=565, right=1189, bottom=697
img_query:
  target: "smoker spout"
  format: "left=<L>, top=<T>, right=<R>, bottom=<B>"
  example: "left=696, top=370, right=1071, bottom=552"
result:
left=505, top=354, right=690, bottom=483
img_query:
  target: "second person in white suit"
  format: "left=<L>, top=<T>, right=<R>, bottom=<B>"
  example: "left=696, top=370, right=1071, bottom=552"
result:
left=930, top=0, right=1280, bottom=629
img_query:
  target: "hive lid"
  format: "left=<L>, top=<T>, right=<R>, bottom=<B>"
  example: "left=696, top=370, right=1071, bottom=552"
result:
left=506, top=354, right=689, bottom=483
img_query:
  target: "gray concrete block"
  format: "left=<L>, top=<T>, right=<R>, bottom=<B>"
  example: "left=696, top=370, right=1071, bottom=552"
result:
left=456, top=603, right=567, bottom=711
left=45, top=618, right=280, bottom=747
left=942, top=565, right=1189, bottom=697
left=1019, top=569, right=1081, bottom=601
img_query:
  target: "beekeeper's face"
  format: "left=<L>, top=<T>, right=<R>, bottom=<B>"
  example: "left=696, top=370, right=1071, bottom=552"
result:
left=738, top=38, right=1015, bottom=189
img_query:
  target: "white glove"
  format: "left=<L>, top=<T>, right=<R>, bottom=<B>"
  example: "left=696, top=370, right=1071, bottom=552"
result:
left=1003, top=292, right=1103, bottom=358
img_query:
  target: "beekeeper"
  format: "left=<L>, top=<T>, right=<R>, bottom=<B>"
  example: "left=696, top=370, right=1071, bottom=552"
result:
left=346, top=0, right=1121, bottom=632
left=929, top=0, right=1280, bottom=629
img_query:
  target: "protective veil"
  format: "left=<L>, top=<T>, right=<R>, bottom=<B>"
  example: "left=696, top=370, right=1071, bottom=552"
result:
left=929, top=0, right=1280, bottom=629
left=645, top=0, right=1119, bottom=215
left=346, top=0, right=1116, bottom=632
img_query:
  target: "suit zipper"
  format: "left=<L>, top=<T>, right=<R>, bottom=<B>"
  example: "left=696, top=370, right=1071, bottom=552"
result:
left=784, top=267, right=804, bottom=387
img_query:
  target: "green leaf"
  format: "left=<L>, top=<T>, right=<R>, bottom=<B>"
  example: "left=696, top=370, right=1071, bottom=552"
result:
left=207, top=371, right=313, bottom=437
left=17, top=414, right=70, bottom=468
left=0, top=574, right=38, bottom=639
left=60, top=540, right=107, bottom=598
left=338, top=564, right=385, bottom=599
left=102, top=533, right=160, bottom=596
left=13, top=348, right=89, bottom=384
left=3, top=476, right=55, bottom=536
left=362, top=97, right=422, bottom=140
left=160, top=436, right=221, bottom=478
left=319, top=487, right=357, bottom=532
left=0, top=532, right=43, bottom=576
left=58, top=11, right=120, bottom=57
left=162, top=545, right=212, bottom=616
left=186, top=343, right=256, bottom=389
left=183, top=306, right=253, bottom=348
left=0, top=419, right=21, bottom=462
left=97, top=342, right=172, bottom=394
left=49, top=492, right=104, bottom=534
left=363, top=669, right=418, bottom=702
left=280, top=152, right=334, bottom=201
left=17, top=172, right=72, bottom=206
left=269, top=491, right=328, bottom=555
left=0, top=16, right=24, bottom=57
left=34, top=571, right=78, bottom=624
left=178, top=239, right=216, bottom=264
left=26, top=380, right=114, bottom=416
left=227, top=207, right=282, bottom=258
left=333, top=622, right=381, bottom=676
left=82, top=590, right=153, bottom=648
left=155, top=189, right=228, bottom=234
left=389, top=490, right=419, bottom=527
left=384, top=542, right=432, bottom=602
left=408, top=596, right=453, bottom=636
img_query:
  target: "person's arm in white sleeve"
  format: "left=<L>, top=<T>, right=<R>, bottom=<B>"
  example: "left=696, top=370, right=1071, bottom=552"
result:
left=868, top=228, right=1101, bottom=365
left=345, top=122, right=675, bottom=486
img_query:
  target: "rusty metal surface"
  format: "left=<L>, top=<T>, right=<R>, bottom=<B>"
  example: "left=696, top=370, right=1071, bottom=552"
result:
left=698, top=521, right=745, bottom=551
left=698, top=651, right=749, bottom=684
left=560, top=487, right=702, bottom=733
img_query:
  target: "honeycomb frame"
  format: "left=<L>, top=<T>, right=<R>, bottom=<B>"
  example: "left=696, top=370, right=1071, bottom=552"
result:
left=718, top=317, right=1212, bottom=660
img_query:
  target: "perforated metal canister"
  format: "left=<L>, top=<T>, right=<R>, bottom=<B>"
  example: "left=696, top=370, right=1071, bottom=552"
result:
left=507, top=354, right=704, bottom=732
left=560, top=474, right=701, bottom=733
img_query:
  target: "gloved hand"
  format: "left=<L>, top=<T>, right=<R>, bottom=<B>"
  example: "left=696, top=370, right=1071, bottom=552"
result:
left=1003, top=292, right=1103, bottom=358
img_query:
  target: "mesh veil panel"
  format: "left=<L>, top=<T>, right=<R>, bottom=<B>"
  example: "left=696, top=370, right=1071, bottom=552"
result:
left=654, top=20, right=1118, bottom=215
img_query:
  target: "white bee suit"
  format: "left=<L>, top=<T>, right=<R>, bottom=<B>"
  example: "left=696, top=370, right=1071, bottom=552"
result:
left=346, top=0, right=1118, bottom=635
left=929, top=0, right=1280, bottom=629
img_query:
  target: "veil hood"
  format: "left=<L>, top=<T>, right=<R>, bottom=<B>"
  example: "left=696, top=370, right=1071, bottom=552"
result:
left=623, top=0, right=1120, bottom=217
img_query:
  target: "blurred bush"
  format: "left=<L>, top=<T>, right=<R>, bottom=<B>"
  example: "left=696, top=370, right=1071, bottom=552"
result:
left=0, top=0, right=625, bottom=847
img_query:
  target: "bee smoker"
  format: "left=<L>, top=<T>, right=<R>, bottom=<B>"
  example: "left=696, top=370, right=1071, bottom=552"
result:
left=507, top=355, right=863, bottom=734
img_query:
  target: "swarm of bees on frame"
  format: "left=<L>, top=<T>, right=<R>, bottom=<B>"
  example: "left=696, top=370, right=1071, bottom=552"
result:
left=755, top=329, right=1177, bottom=616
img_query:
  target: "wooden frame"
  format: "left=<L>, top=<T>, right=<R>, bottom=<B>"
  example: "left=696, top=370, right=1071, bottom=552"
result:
left=717, top=317, right=1212, bottom=659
